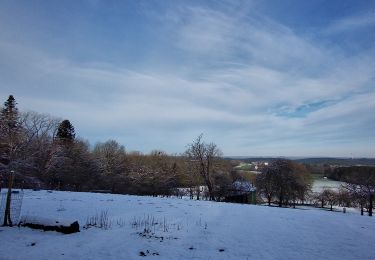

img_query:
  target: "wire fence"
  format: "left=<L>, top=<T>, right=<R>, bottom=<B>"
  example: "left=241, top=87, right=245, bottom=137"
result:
left=0, top=190, right=24, bottom=225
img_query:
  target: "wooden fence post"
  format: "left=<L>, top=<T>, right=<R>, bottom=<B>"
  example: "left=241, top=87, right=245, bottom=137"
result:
left=3, top=170, right=15, bottom=226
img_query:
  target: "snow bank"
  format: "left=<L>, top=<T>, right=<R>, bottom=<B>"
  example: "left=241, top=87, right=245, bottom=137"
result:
left=19, top=215, right=79, bottom=234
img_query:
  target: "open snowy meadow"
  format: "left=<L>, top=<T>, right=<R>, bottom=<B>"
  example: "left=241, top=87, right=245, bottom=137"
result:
left=1, top=190, right=375, bottom=260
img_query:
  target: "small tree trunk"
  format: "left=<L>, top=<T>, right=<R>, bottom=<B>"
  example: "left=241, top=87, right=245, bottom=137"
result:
left=206, top=178, right=214, bottom=201
left=330, top=204, right=333, bottom=211
left=361, top=203, right=364, bottom=216
left=278, top=194, right=283, bottom=207
left=267, top=195, right=271, bottom=206
left=368, top=195, right=373, bottom=217
left=206, top=178, right=215, bottom=201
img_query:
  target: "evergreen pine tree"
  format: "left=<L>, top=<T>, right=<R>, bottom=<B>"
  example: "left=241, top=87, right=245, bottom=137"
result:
left=1, top=95, right=19, bottom=128
left=0, top=95, right=22, bottom=166
left=56, top=120, right=75, bottom=143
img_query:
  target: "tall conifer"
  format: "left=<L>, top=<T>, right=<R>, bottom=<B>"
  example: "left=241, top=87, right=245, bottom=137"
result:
left=56, top=120, right=75, bottom=143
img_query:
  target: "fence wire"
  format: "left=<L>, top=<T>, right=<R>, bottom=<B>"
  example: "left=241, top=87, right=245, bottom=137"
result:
left=0, top=190, right=24, bottom=224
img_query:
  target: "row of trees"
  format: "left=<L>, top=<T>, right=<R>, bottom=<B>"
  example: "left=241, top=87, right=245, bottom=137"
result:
left=256, top=160, right=312, bottom=207
left=313, top=186, right=374, bottom=216
left=313, top=188, right=351, bottom=211
left=311, top=167, right=375, bottom=216
left=0, top=95, right=235, bottom=200
left=255, top=160, right=375, bottom=216
left=341, top=167, right=375, bottom=216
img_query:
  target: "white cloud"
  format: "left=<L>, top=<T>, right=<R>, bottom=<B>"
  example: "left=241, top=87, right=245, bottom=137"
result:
left=325, top=12, right=375, bottom=33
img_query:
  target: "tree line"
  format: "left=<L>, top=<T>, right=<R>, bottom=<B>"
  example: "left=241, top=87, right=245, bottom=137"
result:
left=0, top=95, right=235, bottom=199
left=256, top=160, right=375, bottom=215
left=323, top=166, right=375, bottom=216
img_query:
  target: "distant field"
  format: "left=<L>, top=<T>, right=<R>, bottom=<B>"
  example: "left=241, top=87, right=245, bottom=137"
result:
left=312, top=176, right=345, bottom=192
left=234, top=163, right=253, bottom=171
left=227, top=157, right=375, bottom=166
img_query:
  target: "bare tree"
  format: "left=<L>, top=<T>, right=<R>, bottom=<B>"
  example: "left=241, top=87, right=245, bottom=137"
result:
left=20, top=111, right=60, bottom=142
left=256, top=167, right=276, bottom=206
left=185, top=134, right=223, bottom=201
left=337, top=188, right=352, bottom=208
left=256, top=159, right=312, bottom=207
left=342, top=166, right=375, bottom=216
left=92, top=140, right=127, bottom=192
left=319, top=189, right=338, bottom=211
left=93, top=140, right=126, bottom=175
left=19, top=112, right=60, bottom=180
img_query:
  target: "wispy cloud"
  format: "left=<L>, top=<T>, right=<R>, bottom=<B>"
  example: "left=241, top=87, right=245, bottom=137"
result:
left=325, top=12, right=375, bottom=33
left=0, top=1, right=374, bottom=156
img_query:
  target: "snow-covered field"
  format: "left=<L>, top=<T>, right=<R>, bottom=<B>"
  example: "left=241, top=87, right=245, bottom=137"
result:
left=1, top=190, right=375, bottom=260
left=312, top=177, right=345, bottom=192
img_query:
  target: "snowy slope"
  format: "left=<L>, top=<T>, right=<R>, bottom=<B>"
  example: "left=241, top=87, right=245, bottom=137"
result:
left=0, top=190, right=374, bottom=260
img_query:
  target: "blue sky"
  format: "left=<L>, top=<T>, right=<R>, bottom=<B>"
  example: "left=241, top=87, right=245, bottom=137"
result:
left=1, top=0, right=375, bottom=157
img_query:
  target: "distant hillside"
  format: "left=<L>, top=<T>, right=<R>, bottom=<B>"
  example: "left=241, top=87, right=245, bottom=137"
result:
left=295, top=158, right=375, bottom=166
left=226, top=157, right=375, bottom=166
left=225, top=157, right=287, bottom=163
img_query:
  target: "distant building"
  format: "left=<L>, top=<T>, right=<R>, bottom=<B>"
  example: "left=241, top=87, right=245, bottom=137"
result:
left=225, top=180, right=256, bottom=204
left=254, top=161, right=269, bottom=170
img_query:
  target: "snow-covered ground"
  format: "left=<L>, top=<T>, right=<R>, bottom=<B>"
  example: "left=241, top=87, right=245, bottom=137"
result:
left=1, top=190, right=375, bottom=260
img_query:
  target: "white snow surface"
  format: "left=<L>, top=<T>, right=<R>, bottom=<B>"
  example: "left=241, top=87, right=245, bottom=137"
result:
left=0, top=190, right=374, bottom=260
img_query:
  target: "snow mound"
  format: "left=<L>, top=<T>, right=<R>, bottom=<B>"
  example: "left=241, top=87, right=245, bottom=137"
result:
left=19, top=215, right=79, bottom=234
